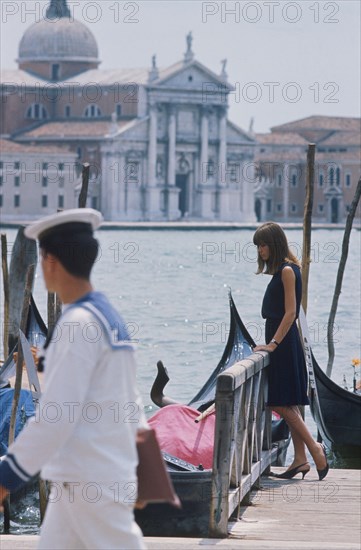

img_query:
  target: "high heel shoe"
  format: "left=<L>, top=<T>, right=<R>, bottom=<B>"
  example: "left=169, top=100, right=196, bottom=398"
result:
left=317, top=444, right=329, bottom=481
left=271, top=462, right=310, bottom=479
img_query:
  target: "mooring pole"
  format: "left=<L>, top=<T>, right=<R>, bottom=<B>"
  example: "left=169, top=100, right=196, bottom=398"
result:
left=78, top=163, right=90, bottom=208
left=1, top=233, right=10, bottom=360
left=8, top=265, right=35, bottom=445
left=327, top=178, right=361, bottom=377
left=301, top=143, right=315, bottom=315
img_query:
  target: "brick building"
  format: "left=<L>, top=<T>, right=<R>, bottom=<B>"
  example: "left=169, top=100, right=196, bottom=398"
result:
left=254, top=116, right=361, bottom=223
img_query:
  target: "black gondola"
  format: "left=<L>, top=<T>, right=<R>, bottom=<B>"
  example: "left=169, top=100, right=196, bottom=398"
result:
left=299, top=309, right=361, bottom=457
left=0, top=295, right=47, bottom=388
left=312, top=355, right=361, bottom=452
left=135, top=293, right=290, bottom=537
left=0, top=295, right=48, bottom=532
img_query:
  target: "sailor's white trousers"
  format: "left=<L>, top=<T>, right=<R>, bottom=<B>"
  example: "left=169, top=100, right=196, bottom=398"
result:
left=38, top=482, right=145, bottom=550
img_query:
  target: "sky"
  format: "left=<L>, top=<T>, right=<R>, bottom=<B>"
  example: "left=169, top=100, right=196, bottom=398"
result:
left=1, top=0, right=360, bottom=133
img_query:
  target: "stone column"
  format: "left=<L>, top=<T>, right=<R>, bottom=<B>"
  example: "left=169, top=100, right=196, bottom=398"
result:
left=261, top=198, right=267, bottom=221
left=102, top=149, right=124, bottom=221
left=200, top=106, right=209, bottom=184
left=241, top=158, right=257, bottom=222
left=117, top=152, right=125, bottom=217
left=148, top=104, right=157, bottom=185
left=101, top=151, right=112, bottom=219
left=218, top=106, right=227, bottom=186
left=167, top=105, right=176, bottom=186
left=243, top=160, right=249, bottom=215
left=141, top=155, right=147, bottom=218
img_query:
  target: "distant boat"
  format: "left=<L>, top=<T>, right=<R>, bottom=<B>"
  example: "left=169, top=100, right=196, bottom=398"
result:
left=299, top=309, right=361, bottom=456
left=135, top=292, right=290, bottom=537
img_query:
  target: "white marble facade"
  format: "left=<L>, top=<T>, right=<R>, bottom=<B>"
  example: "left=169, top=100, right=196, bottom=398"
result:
left=101, top=55, right=257, bottom=222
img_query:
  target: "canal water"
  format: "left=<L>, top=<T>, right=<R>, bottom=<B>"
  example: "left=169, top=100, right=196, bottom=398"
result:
left=1, top=227, right=360, bottom=533
left=25, top=227, right=360, bottom=400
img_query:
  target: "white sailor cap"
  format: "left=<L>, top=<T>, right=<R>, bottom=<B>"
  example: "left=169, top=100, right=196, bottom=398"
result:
left=24, top=208, right=103, bottom=241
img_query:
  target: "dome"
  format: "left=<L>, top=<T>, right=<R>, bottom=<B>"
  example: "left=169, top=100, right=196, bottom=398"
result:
left=18, top=17, right=99, bottom=64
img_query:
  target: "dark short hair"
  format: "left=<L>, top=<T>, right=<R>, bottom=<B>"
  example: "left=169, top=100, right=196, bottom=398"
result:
left=39, top=222, right=99, bottom=279
left=253, top=221, right=300, bottom=275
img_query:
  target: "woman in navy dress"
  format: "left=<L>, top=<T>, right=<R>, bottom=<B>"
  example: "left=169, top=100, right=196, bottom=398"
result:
left=253, top=222, right=329, bottom=480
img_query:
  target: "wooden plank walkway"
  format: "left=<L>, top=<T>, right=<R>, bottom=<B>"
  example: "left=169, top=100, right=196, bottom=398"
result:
left=229, top=467, right=360, bottom=549
left=1, top=468, right=359, bottom=550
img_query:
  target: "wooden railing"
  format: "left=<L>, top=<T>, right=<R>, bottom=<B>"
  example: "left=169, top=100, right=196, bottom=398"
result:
left=209, top=351, right=272, bottom=537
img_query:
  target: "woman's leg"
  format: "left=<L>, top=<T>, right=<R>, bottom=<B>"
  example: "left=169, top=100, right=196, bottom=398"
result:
left=274, top=406, right=308, bottom=470
left=273, top=405, right=327, bottom=470
left=288, top=425, right=308, bottom=468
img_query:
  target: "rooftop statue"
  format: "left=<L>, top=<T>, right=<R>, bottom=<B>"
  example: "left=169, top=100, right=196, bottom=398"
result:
left=184, top=31, right=194, bottom=62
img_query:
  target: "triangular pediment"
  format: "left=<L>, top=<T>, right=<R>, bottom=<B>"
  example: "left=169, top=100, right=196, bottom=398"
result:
left=153, top=60, right=232, bottom=91
left=324, top=185, right=343, bottom=197
left=227, top=120, right=256, bottom=144
left=110, top=117, right=149, bottom=141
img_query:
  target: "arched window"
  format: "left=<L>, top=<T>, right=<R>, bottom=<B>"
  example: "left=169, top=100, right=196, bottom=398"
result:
left=328, top=167, right=335, bottom=186
left=336, top=167, right=341, bottom=186
left=26, top=103, right=48, bottom=120
left=84, top=104, right=102, bottom=118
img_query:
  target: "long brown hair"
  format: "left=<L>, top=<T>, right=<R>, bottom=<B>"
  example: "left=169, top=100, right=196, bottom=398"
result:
left=253, top=222, right=301, bottom=275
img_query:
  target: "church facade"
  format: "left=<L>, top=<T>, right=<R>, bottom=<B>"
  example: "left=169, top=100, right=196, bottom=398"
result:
left=100, top=61, right=257, bottom=221
left=0, top=0, right=257, bottom=222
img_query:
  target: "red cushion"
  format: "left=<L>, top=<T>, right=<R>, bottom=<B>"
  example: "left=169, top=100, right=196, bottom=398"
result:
left=148, top=404, right=215, bottom=470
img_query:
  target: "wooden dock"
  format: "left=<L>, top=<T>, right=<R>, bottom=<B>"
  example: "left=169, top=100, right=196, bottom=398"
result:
left=1, top=468, right=359, bottom=550
left=2, top=356, right=360, bottom=548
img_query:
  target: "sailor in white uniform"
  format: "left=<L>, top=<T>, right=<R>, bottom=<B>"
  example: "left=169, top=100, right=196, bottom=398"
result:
left=0, top=209, right=147, bottom=549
